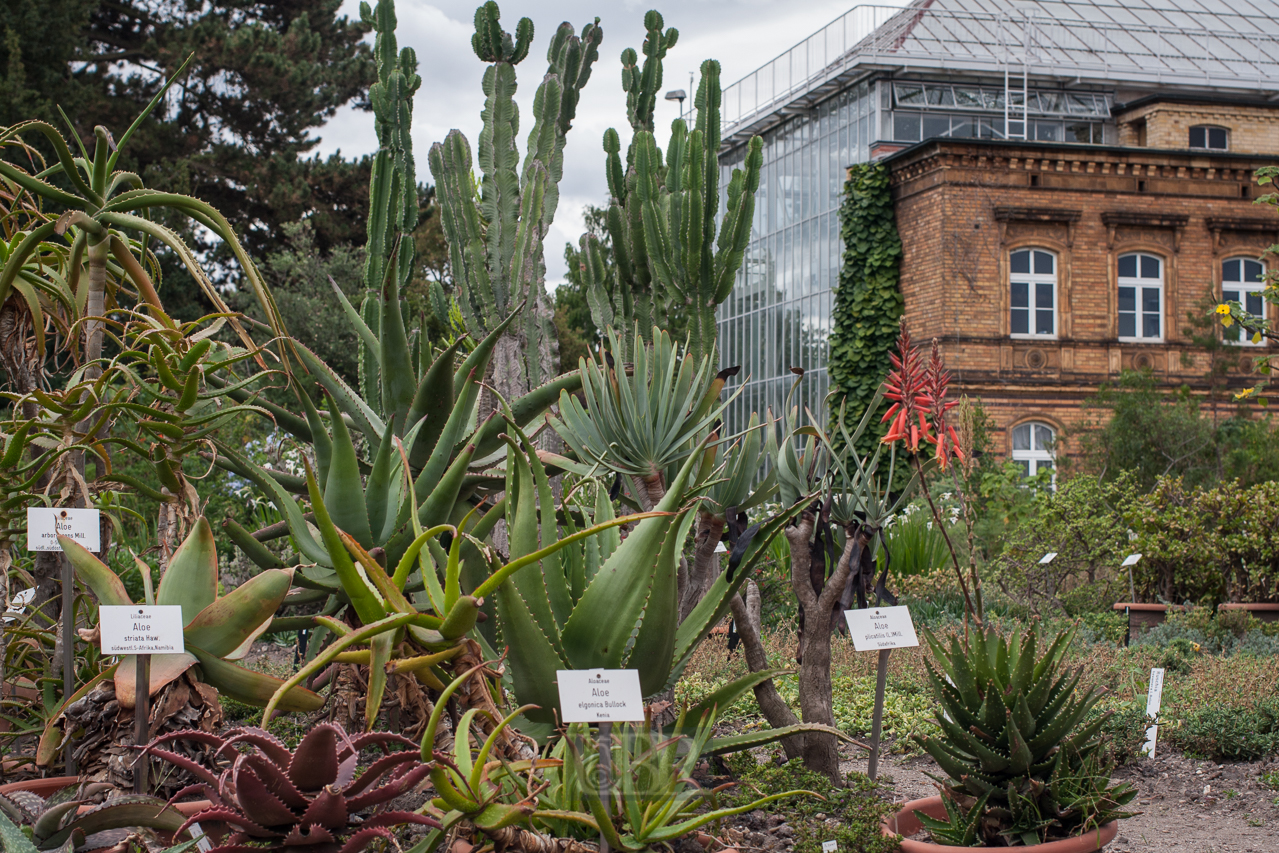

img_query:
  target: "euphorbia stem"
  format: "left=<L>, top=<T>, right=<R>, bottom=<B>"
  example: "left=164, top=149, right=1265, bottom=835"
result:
left=912, top=453, right=980, bottom=631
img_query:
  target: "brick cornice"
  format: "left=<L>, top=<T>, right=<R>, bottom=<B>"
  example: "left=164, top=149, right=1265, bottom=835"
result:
left=992, top=207, right=1082, bottom=223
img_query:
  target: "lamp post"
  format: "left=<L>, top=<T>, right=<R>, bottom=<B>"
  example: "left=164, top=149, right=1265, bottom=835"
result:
left=664, top=87, right=686, bottom=122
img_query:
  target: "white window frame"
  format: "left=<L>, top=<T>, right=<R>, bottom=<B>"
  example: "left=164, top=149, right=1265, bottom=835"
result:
left=1009, top=248, right=1058, bottom=340
left=1011, top=421, right=1056, bottom=482
left=1117, top=253, right=1164, bottom=343
left=1221, top=256, right=1267, bottom=347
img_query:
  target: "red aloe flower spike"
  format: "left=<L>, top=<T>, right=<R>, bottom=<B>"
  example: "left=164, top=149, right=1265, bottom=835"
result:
left=881, top=320, right=930, bottom=451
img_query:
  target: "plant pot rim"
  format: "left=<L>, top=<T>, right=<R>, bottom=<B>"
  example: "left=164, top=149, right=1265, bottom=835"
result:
left=882, top=795, right=1119, bottom=853
left=1218, top=602, right=1279, bottom=611
left=0, top=776, right=212, bottom=815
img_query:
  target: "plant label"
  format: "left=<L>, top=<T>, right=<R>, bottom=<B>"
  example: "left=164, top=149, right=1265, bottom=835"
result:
left=845, top=606, right=919, bottom=652
left=822, top=841, right=838, bottom=853
left=1122, top=553, right=1142, bottom=567
left=557, top=669, right=644, bottom=723
left=26, top=507, right=100, bottom=552
left=187, top=823, right=214, bottom=853
left=1141, top=667, right=1165, bottom=757
left=100, top=605, right=186, bottom=654
left=1039, top=552, right=1057, bottom=564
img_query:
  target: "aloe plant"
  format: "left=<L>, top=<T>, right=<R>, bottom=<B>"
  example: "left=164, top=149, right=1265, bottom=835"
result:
left=916, top=625, right=1136, bottom=846
left=580, top=11, right=762, bottom=363
left=147, top=723, right=437, bottom=853
left=0, top=782, right=186, bottom=853
left=495, top=416, right=801, bottom=728
left=552, top=325, right=737, bottom=511
left=53, top=518, right=321, bottom=714
left=431, top=1, right=601, bottom=400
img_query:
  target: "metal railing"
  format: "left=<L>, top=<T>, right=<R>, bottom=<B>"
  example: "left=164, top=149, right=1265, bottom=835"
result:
left=722, top=2, right=1279, bottom=138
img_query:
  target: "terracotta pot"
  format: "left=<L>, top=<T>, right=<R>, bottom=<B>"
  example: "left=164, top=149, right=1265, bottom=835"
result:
left=1218, top=602, right=1279, bottom=623
left=882, top=796, right=1118, bottom=853
left=0, top=776, right=220, bottom=845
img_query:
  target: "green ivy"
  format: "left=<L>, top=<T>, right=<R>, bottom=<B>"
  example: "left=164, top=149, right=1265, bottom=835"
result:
left=828, top=162, right=903, bottom=454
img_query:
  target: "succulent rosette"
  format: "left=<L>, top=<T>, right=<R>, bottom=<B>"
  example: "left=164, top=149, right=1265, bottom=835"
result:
left=146, top=723, right=438, bottom=853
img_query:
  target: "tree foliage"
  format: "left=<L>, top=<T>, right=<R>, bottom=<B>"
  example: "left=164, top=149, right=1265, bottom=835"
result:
left=0, top=0, right=377, bottom=318
left=828, top=163, right=903, bottom=454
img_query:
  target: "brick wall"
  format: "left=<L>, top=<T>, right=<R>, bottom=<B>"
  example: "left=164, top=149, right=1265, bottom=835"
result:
left=1116, top=102, right=1279, bottom=154
left=886, top=139, right=1279, bottom=460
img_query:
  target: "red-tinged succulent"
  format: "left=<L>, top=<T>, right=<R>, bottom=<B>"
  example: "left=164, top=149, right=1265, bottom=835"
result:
left=144, top=723, right=439, bottom=853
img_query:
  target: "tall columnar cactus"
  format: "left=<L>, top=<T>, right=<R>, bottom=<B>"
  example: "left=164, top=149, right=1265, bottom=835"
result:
left=581, top=11, right=763, bottom=364
left=431, top=2, right=602, bottom=400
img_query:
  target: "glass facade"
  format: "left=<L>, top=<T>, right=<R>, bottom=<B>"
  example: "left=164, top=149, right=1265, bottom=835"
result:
left=716, top=81, right=877, bottom=435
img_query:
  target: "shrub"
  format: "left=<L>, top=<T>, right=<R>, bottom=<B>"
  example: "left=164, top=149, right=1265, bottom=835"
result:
left=991, top=473, right=1138, bottom=616
left=1171, top=698, right=1279, bottom=761
left=1127, top=477, right=1279, bottom=605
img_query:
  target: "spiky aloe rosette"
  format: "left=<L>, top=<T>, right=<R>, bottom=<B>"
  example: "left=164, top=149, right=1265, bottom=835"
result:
left=915, top=625, right=1136, bottom=846
left=145, top=724, right=439, bottom=853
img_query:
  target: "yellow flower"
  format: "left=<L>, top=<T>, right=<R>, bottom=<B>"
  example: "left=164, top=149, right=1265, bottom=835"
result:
left=1235, top=386, right=1257, bottom=400
left=1216, top=303, right=1232, bottom=315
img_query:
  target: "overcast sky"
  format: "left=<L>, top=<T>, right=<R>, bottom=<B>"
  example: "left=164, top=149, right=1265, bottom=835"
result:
left=315, top=0, right=896, bottom=288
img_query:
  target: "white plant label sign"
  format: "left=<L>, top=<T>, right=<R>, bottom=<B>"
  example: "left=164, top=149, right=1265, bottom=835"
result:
left=822, top=841, right=838, bottom=853
left=1141, top=667, right=1165, bottom=757
left=1039, top=552, right=1057, bottom=564
left=100, top=605, right=186, bottom=654
left=844, top=606, right=919, bottom=652
left=26, top=507, right=100, bottom=552
left=1122, top=553, right=1142, bottom=567
left=557, top=669, right=644, bottom=723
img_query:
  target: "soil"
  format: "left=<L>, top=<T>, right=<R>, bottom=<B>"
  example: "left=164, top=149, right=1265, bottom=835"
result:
left=835, top=745, right=1279, bottom=853
left=702, top=742, right=1279, bottom=853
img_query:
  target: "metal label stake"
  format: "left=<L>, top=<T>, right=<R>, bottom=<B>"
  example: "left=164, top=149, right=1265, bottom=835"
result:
left=867, top=648, right=890, bottom=781
left=99, top=604, right=184, bottom=794
left=134, top=653, right=151, bottom=793
left=597, top=721, right=612, bottom=853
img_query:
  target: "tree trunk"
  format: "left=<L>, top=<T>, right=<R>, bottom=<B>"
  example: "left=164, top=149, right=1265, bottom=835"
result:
left=729, top=585, right=803, bottom=761
left=788, top=511, right=857, bottom=783
left=679, top=512, right=725, bottom=622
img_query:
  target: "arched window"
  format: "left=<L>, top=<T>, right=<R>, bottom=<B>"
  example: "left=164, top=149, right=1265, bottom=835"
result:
left=1117, top=253, right=1163, bottom=342
left=1189, top=125, right=1228, bottom=150
left=1010, top=248, right=1057, bottom=338
left=1011, top=421, right=1055, bottom=479
left=1222, top=257, right=1266, bottom=346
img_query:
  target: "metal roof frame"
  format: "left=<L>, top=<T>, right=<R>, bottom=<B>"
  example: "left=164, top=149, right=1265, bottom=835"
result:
left=721, top=0, right=1279, bottom=149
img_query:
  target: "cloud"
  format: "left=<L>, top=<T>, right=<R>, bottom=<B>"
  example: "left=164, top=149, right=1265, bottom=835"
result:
left=318, top=1, right=889, bottom=286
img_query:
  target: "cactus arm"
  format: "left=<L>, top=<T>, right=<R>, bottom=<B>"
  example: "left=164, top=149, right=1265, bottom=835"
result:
left=478, top=61, right=521, bottom=319
left=713, top=136, right=762, bottom=303
left=428, top=133, right=488, bottom=336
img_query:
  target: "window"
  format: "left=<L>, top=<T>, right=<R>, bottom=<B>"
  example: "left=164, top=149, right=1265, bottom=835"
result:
left=1189, top=125, right=1228, bottom=150
left=1117, top=253, right=1163, bottom=341
left=1222, top=257, right=1266, bottom=346
left=1012, top=422, right=1055, bottom=479
left=1010, top=249, right=1057, bottom=337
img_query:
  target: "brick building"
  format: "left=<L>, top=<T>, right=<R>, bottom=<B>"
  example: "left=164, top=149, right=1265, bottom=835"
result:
left=715, top=0, right=1279, bottom=476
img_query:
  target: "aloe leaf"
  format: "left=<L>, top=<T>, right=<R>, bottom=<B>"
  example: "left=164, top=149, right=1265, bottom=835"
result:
left=184, top=568, right=294, bottom=659
left=60, top=536, right=132, bottom=606
left=190, top=645, right=324, bottom=712
left=304, top=458, right=386, bottom=625
left=365, top=418, right=401, bottom=545
left=115, top=653, right=199, bottom=708
left=365, top=632, right=394, bottom=731
left=678, top=668, right=792, bottom=727
left=495, top=577, right=568, bottom=725
left=154, top=518, right=218, bottom=625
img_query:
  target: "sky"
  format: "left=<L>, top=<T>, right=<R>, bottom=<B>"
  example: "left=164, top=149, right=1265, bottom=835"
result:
left=315, top=0, right=887, bottom=288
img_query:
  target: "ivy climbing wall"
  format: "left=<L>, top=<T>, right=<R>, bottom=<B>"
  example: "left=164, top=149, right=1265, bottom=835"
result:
left=828, top=162, right=904, bottom=453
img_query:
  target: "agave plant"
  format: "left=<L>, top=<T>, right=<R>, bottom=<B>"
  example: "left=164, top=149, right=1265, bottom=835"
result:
left=0, top=782, right=184, bottom=852
left=53, top=518, right=321, bottom=712
left=146, top=723, right=438, bottom=853
left=916, top=624, right=1137, bottom=846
